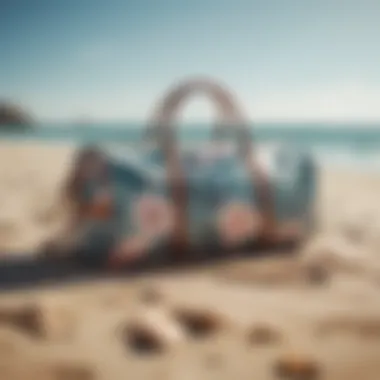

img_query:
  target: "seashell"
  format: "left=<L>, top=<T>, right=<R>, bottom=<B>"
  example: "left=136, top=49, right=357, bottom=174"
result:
left=122, top=307, right=185, bottom=355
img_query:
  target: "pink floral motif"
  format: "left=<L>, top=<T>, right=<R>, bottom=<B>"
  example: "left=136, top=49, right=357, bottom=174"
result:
left=217, top=202, right=262, bottom=246
left=108, top=234, right=150, bottom=270
left=133, top=195, right=175, bottom=239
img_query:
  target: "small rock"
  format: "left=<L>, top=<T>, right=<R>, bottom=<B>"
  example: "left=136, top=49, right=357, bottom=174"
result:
left=172, top=307, right=227, bottom=339
left=274, top=353, right=320, bottom=379
left=246, top=324, right=281, bottom=345
left=0, top=301, right=76, bottom=341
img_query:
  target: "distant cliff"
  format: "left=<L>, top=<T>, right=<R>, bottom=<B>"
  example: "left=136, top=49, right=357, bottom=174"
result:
left=0, top=102, right=33, bottom=129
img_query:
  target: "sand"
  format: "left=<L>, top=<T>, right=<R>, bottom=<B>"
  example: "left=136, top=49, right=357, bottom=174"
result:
left=0, top=141, right=380, bottom=380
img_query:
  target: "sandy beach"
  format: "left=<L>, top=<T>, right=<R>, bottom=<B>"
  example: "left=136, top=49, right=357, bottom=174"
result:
left=0, top=141, right=380, bottom=380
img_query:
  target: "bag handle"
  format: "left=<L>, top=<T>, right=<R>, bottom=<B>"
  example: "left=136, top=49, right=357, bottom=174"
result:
left=148, top=78, right=275, bottom=256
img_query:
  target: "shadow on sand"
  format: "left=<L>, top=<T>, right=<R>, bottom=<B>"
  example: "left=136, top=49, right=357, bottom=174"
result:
left=0, top=242, right=298, bottom=293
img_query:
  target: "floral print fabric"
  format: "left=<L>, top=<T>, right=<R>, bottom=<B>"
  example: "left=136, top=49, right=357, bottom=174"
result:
left=217, top=202, right=262, bottom=247
left=76, top=144, right=316, bottom=264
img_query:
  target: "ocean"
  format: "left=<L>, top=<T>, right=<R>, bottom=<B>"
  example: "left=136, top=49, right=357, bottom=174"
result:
left=1, top=122, right=380, bottom=173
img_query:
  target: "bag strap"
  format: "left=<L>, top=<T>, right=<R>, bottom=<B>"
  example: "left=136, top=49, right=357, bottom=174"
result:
left=149, top=78, right=276, bottom=256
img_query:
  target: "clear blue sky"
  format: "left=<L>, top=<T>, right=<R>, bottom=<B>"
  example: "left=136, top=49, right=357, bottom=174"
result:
left=1, top=0, right=379, bottom=122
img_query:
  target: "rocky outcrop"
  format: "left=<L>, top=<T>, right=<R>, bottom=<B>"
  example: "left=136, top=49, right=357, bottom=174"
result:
left=0, top=102, right=32, bottom=128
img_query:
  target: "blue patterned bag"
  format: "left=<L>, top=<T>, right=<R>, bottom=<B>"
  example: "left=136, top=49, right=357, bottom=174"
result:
left=63, top=79, right=317, bottom=268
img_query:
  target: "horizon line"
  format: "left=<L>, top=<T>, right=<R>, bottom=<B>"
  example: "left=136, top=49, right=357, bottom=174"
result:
left=33, top=118, right=380, bottom=125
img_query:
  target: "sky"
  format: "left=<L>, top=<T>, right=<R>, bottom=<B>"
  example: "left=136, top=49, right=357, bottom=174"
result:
left=1, top=0, right=379, bottom=122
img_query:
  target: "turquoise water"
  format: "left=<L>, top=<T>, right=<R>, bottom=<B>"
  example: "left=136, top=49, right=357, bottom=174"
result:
left=1, top=122, right=380, bottom=172
left=1, top=122, right=380, bottom=145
